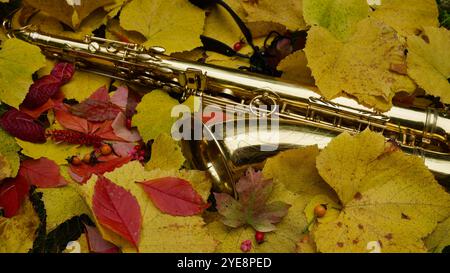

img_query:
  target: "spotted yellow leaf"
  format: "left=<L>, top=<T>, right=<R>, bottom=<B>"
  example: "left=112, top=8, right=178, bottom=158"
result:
left=407, top=27, right=450, bottom=104
left=0, top=39, right=46, bottom=109
left=77, top=161, right=217, bottom=252
left=370, top=0, right=439, bottom=36
left=277, top=50, right=315, bottom=86
left=426, top=216, right=450, bottom=253
left=24, top=0, right=114, bottom=29
left=120, top=0, right=205, bottom=53
left=242, top=0, right=307, bottom=30
left=303, top=0, right=370, bottom=41
left=304, top=18, right=416, bottom=111
left=313, top=130, right=450, bottom=252
left=0, top=199, right=39, bottom=253
left=263, top=146, right=336, bottom=198
left=0, top=128, right=20, bottom=179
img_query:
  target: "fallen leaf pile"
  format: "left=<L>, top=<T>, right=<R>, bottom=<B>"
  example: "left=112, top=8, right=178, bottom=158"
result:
left=0, top=0, right=449, bottom=253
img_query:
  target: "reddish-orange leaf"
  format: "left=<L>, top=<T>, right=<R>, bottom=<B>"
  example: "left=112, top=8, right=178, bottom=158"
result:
left=138, top=177, right=208, bottom=216
left=19, top=158, right=67, bottom=188
left=69, top=156, right=132, bottom=184
left=93, top=176, right=142, bottom=249
left=54, top=103, right=89, bottom=134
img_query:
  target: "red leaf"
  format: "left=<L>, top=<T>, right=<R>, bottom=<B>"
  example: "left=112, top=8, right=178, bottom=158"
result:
left=0, top=109, right=46, bottom=143
left=22, top=75, right=62, bottom=109
left=110, top=86, right=128, bottom=110
left=20, top=98, right=55, bottom=119
left=84, top=224, right=120, bottom=253
left=138, top=177, right=208, bottom=216
left=70, top=99, right=122, bottom=122
left=69, top=156, right=132, bottom=184
left=89, top=86, right=110, bottom=102
left=0, top=176, right=30, bottom=218
left=19, top=158, right=67, bottom=188
left=111, top=113, right=141, bottom=142
left=51, top=62, right=75, bottom=84
left=93, top=176, right=142, bottom=248
left=91, top=120, right=125, bottom=141
left=55, top=104, right=89, bottom=134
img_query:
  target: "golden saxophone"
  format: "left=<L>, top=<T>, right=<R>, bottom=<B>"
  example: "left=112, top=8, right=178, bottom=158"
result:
left=3, top=21, right=450, bottom=193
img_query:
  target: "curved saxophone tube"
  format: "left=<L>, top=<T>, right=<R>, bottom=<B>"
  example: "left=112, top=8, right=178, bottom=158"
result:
left=2, top=20, right=450, bottom=193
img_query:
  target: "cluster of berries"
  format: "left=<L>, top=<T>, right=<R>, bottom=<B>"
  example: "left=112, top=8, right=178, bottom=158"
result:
left=129, top=145, right=146, bottom=162
left=68, top=143, right=113, bottom=166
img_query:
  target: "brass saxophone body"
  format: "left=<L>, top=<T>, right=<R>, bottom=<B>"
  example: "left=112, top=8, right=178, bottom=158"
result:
left=4, top=22, right=450, bottom=193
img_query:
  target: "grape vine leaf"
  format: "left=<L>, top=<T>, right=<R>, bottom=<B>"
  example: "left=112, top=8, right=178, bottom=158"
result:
left=313, top=130, right=450, bottom=252
left=304, top=18, right=416, bottom=111
left=303, top=0, right=370, bottom=41
left=241, top=0, right=307, bottom=31
left=406, top=27, right=450, bottom=104
left=203, top=0, right=247, bottom=47
left=24, top=0, right=114, bottom=30
left=37, top=185, right=92, bottom=233
left=120, top=0, right=205, bottom=53
left=0, top=199, right=40, bottom=253
left=426, top=216, right=450, bottom=253
left=370, top=0, right=439, bottom=37
left=0, top=39, right=46, bottom=109
left=133, top=90, right=193, bottom=143
left=263, top=146, right=337, bottom=199
left=0, top=128, right=20, bottom=179
left=77, top=161, right=217, bottom=252
left=145, top=133, right=185, bottom=171
left=277, top=50, right=315, bottom=86
left=214, top=168, right=291, bottom=232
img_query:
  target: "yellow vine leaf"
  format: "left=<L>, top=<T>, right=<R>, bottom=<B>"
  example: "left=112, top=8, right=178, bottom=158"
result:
left=77, top=161, right=217, bottom=252
left=263, top=146, right=337, bottom=199
left=0, top=128, right=20, bottom=179
left=208, top=182, right=310, bottom=253
left=133, top=90, right=193, bottom=143
left=0, top=39, right=46, bottom=109
left=145, top=133, right=185, bottom=171
left=61, top=71, right=111, bottom=102
left=120, top=0, right=205, bottom=53
left=24, top=0, right=114, bottom=30
left=313, top=130, right=450, bottom=252
left=16, top=138, right=92, bottom=166
left=28, top=9, right=109, bottom=40
left=407, top=27, right=450, bottom=104
left=277, top=50, right=315, bottom=86
left=241, top=0, right=307, bottom=31
left=38, top=185, right=92, bottom=233
left=370, top=0, right=439, bottom=37
left=0, top=199, right=39, bottom=253
left=426, top=216, right=450, bottom=253
left=303, top=0, right=370, bottom=41
left=204, top=0, right=246, bottom=48
left=304, top=18, right=416, bottom=111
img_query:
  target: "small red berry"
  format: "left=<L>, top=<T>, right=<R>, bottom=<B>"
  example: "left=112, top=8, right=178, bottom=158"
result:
left=70, top=156, right=82, bottom=166
left=82, top=153, right=91, bottom=164
left=139, top=150, right=145, bottom=156
left=233, top=41, right=243, bottom=51
left=255, top=231, right=265, bottom=244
